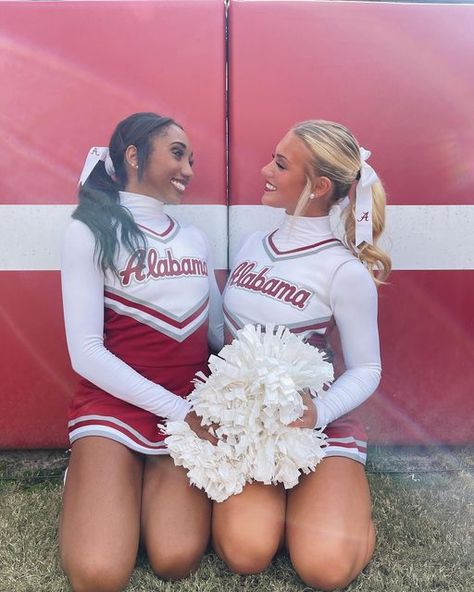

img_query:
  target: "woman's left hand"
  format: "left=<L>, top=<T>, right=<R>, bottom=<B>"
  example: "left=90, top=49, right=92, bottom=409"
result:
left=288, top=388, right=318, bottom=429
left=184, top=410, right=219, bottom=445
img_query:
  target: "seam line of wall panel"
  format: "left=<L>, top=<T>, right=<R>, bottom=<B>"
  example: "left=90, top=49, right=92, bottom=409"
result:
left=225, top=0, right=230, bottom=271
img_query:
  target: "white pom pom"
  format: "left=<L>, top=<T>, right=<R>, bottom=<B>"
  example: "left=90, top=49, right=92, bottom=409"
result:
left=164, top=324, right=333, bottom=501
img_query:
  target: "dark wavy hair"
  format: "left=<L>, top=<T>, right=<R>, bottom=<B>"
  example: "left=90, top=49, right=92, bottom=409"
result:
left=73, top=112, right=181, bottom=276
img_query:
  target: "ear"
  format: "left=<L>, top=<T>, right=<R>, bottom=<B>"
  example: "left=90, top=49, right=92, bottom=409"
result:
left=124, top=145, right=138, bottom=169
left=313, top=176, right=332, bottom=198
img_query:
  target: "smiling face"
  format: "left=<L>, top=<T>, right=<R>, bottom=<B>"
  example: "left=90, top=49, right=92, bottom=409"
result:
left=126, top=124, right=194, bottom=203
left=261, top=131, right=315, bottom=214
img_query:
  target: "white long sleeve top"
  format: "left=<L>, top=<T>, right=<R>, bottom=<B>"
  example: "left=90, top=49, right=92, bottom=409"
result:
left=61, top=191, right=224, bottom=422
left=224, top=213, right=381, bottom=428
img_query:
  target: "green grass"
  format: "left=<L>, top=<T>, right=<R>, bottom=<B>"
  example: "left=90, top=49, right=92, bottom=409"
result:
left=0, top=448, right=473, bottom=592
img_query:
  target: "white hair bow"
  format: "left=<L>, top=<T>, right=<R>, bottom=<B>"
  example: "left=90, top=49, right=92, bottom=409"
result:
left=78, top=146, right=115, bottom=186
left=354, top=147, right=378, bottom=247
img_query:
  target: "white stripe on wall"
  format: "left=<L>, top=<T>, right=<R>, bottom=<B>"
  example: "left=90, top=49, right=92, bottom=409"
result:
left=0, top=203, right=473, bottom=271
left=0, top=204, right=228, bottom=271
left=229, top=205, right=474, bottom=271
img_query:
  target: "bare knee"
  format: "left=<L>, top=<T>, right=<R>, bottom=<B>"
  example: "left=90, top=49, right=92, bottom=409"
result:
left=290, top=536, right=373, bottom=592
left=295, top=560, right=354, bottom=590
left=63, top=557, right=132, bottom=592
left=214, top=532, right=278, bottom=575
left=148, top=542, right=206, bottom=581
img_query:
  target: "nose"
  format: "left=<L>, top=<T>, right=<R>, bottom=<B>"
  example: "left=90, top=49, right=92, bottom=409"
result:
left=182, top=159, right=194, bottom=179
left=261, top=161, right=272, bottom=178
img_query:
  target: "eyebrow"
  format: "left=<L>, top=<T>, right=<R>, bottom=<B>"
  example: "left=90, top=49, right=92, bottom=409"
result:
left=170, top=141, right=193, bottom=160
left=275, top=152, right=290, bottom=163
left=170, top=141, right=187, bottom=149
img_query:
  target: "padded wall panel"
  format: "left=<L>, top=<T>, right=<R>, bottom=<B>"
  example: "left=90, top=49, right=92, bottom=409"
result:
left=228, top=1, right=474, bottom=443
left=0, top=0, right=226, bottom=447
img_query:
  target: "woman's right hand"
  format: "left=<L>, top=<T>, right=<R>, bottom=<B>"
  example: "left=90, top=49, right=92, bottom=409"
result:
left=184, top=410, right=219, bottom=445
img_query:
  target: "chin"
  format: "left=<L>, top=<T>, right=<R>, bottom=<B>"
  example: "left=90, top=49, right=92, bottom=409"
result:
left=165, top=193, right=183, bottom=205
left=261, top=192, right=278, bottom=207
left=262, top=192, right=288, bottom=210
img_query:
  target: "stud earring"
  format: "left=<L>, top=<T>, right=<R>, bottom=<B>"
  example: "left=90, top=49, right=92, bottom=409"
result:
left=309, top=193, right=315, bottom=200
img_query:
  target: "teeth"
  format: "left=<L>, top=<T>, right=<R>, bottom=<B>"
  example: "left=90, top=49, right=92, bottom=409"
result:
left=171, top=179, right=186, bottom=192
left=265, top=182, right=277, bottom=191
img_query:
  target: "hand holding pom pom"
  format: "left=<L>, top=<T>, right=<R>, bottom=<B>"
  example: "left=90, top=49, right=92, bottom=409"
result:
left=184, top=410, right=219, bottom=446
left=163, top=324, right=334, bottom=502
left=288, top=388, right=318, bottom=429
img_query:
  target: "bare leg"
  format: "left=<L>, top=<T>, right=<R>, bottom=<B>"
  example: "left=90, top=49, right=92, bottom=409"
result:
left=59, top=437, right=144, bottom=592
left=212, top=482, right=286, bottom=574
left=140, top=456, right=212, bottom=580
left=286, top=457, right=375, bottom=591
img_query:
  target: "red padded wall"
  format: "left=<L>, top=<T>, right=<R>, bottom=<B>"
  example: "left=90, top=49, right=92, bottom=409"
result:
left=0, top=0, right=226, bottom=447
left=228, top=1, right=474, bottom=443
left=1, top=1, right=473, bottom=448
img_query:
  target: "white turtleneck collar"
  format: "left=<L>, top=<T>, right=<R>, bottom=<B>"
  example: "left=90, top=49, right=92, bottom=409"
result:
left=119, top=191, right=168, bottom=226
left=273, top=213, right=334, bottom=249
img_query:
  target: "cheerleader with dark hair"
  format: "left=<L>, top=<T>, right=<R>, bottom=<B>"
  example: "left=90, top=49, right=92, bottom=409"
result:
left=59, top=113, right=223, bottom=591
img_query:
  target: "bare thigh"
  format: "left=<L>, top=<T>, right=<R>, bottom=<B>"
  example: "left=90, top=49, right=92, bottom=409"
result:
left=140, top=455, right=212, bottom=580
left=59, top=437, right=143, bottom=592
left=212, top=482, right=286, bottom=575
left=286, top=457, right=375, bottom=591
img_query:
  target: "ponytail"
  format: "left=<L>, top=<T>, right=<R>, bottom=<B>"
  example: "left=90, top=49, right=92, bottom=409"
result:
left=292, top=120, right=392, bottom=285
left=73, top=161, right=146, bottom=277
left=342, top=181, right=391, bottom=284
left=73, top=112, right=178, bottom=276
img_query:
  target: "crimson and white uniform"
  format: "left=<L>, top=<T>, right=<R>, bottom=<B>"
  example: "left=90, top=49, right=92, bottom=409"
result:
left=61, top=191, right=224, bottom=454
left=224, top=213, right=381, bottom=464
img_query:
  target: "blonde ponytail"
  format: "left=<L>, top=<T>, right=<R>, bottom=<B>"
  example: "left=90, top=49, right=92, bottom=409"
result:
left=292, top=120, right=392, bottom=285
left=343, top=181, right=391, bottom=284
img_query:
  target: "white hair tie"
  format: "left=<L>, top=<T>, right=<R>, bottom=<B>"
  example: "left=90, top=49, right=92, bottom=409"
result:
left=354, top=147, right=378, bottom=247
left=78, top=146, right=115, bottom=186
